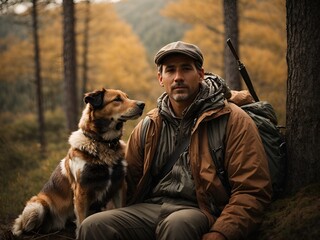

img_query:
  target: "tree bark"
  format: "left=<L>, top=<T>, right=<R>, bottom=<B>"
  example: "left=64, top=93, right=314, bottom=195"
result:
left=63, top=0, right=78, bottom=132
left=81, top=0, right=90, bottom=98
left=32, top=0, right=46, bottom=157
left=223, top=0, right=241, bottom=90
left=286, top=0, right=320, bottom=193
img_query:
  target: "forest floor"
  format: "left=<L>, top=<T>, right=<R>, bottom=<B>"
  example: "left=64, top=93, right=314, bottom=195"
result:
left=1, top=183, right=319, bottom=240
left=0, top=221, right=76, bottom=240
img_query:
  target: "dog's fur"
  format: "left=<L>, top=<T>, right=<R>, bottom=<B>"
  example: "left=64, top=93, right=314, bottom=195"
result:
left=12, top=88, right=144, bottom=237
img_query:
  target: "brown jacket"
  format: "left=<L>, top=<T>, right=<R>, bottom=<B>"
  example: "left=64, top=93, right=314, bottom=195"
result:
left=125, top=91, right=272, bottom=240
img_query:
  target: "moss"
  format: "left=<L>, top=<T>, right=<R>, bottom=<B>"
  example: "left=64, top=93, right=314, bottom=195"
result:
left=256, top=183, right=320, bottom=240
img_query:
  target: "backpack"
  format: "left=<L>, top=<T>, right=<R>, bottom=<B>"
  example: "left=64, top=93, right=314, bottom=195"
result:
left=140, top=88, right=286, bottom=200
left=207, top=100, right=287, bottom=199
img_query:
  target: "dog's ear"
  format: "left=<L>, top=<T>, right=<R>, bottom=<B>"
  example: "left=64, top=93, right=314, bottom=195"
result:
left=84, top=89, right=105, bottom=109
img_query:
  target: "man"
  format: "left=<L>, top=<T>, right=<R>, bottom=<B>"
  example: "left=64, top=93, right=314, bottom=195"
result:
left=78, top=41, right=272, bottom=240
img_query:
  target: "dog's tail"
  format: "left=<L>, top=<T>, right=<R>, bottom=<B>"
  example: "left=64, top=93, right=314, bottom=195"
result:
left=12, top=197, right=49, bottom=236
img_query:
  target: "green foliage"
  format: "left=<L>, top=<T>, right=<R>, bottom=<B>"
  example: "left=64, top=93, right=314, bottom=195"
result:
left=0, top=113, right=39, bottom=172
left=0, top=81, right=36, bottom=113
left=0, top=14, right=29, bottom=40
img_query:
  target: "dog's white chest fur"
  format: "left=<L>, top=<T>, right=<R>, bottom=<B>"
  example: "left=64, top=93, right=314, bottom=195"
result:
left=68, top=130, right=124, bottom=165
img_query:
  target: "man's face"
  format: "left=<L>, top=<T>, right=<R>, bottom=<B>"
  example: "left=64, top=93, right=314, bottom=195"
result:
left=158, top=54, right=204, bottom=106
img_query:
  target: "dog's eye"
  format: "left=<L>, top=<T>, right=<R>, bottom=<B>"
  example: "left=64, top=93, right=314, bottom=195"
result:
left=113, top=96, right=122, bottom=102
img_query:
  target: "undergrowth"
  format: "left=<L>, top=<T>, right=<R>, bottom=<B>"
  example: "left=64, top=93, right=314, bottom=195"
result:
left=0, top=110, right=69, bottom=223
left=255, top=183, right=320, bottom=240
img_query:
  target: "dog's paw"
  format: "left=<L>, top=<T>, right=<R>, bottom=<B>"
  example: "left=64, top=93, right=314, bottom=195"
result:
left=12, top=215, right=23, bottom=236
left=12, top=201, right=45, bottom=236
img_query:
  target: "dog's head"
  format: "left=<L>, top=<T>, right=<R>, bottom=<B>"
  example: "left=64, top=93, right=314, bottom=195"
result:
left=79, top=88, right=145, bottom=141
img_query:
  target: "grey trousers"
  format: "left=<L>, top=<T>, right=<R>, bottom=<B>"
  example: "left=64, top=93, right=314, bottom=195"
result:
left=78, top=203, right=210, bottom=240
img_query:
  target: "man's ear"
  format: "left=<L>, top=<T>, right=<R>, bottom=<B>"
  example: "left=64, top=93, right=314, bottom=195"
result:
left=158, top=72, right=164, bottom=87
left=84, top=89, right=105, bottom=109
left=198, top=68, right=205, bottom=80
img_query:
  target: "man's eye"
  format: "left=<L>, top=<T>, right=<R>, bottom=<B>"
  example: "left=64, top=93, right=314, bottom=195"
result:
left=182, top=66, right=192, bottom=71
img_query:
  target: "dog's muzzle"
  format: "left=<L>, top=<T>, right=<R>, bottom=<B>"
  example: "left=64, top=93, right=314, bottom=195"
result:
left=118, top=101, right=145, bottom=122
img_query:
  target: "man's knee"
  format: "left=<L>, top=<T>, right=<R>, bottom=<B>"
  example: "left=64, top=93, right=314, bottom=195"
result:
left=78, top=213, right=120, bottom=240
left=80, top=215, right=92, bottom=229
left=156, top=209, right=209, bottom=240
left=161, top=210, right=197, bottom=229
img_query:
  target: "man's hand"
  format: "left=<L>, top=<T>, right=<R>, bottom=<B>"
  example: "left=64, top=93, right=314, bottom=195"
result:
left=202, top=231, right=227, bottom=240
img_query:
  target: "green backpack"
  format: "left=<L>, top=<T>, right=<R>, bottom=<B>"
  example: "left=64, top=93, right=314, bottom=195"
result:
left=207, top=100, right=286, bottom=199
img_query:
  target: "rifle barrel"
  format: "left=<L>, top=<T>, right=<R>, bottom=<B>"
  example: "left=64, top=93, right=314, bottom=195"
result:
left=227, top=38, right=239, bottom=61
left=239, top=67, right=260, bottom=102
left=226, top=38, right=260, bottom=102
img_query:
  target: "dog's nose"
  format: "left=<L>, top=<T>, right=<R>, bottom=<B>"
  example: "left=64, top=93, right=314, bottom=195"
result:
left=137, top=101, right=145, bottom=110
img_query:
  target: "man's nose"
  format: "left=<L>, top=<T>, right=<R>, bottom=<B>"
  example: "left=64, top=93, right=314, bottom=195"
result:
left=173, top=69, right=183, bottom=81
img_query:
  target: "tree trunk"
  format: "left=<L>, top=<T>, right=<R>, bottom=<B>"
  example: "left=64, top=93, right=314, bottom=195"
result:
left=81, top=0, right=90, bottom=99
left=223, top=0, right=241, bottom=90
left=63, top=0, right=78, bottom=132
left=32, top=0, right=46, bottom=157
left=286, top=0, right=320, bottom=193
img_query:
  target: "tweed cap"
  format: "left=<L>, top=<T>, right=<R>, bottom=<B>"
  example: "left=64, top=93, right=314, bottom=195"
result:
left=154, top=41, right=204, bottom=66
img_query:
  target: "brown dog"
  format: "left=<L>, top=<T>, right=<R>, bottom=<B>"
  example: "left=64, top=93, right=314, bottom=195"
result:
left=12, top=88, right=145, bottom=237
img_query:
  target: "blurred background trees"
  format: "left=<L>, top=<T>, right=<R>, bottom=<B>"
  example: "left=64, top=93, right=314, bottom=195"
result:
left=62, top=0, right=78, bottom=132
left=223, top=0, right=240, bottom=90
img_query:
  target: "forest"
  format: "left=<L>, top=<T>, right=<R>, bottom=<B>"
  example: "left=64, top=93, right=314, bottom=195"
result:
left=0, top=0, right=319, bottom=239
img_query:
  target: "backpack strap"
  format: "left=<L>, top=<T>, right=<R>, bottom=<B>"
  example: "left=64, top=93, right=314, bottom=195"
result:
left=154, top=133, right=191, bottom=184
left=207, top=114, right=231, bottom=196
left=141, top=114, right=231, bottom=196
left=140, top=116, right=151, bottom=157
left=140, top=115, right=192, bottom=181
left=139, top=116, right=191, bottom=193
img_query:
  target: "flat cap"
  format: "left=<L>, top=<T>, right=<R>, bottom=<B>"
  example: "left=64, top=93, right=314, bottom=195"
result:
left=154, top=41, right=204, bottom=66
